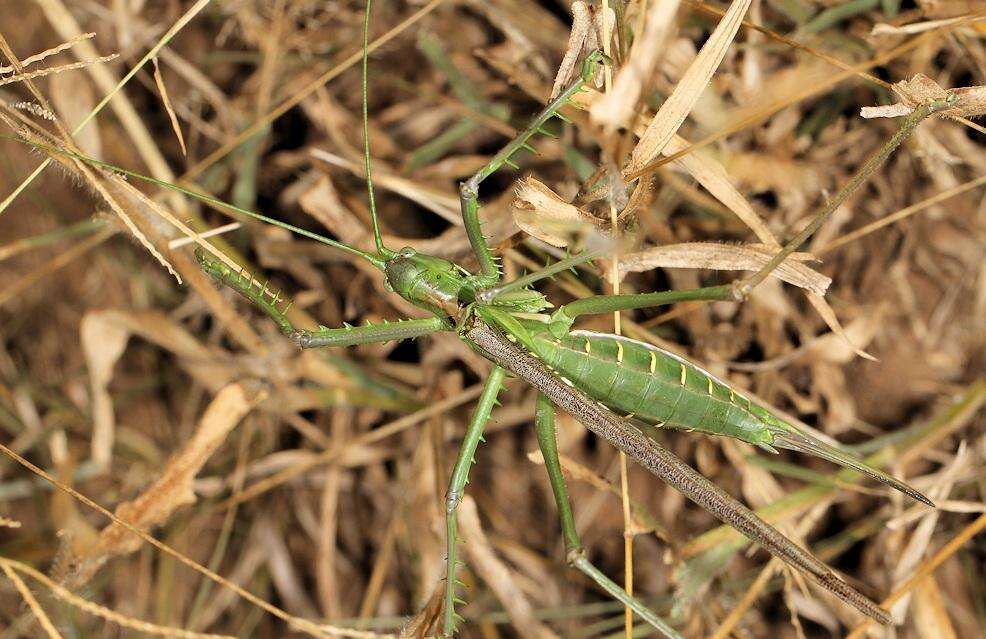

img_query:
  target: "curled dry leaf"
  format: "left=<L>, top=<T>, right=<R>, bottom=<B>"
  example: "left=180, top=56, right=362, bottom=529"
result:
left=81, top=309, right=249, bottom=471
left=616, top=242, right=831, bottom=295
left=512, top=176, right=603, bottom=247
left=806, top=294, right=877, bottom=362
left=861, top=73, right=986, bottom=119
left=803, top=307, right=885, bottom=365
left=80, top=311, right=133, bottom=471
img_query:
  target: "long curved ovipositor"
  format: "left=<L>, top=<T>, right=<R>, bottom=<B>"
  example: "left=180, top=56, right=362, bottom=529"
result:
left=769, top=429, right=932, bottom=506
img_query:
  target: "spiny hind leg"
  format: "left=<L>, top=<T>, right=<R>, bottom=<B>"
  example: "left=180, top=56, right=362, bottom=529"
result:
left=442, top=366, right=506, bottom=637
left=533, top=393, right=684, bottom=639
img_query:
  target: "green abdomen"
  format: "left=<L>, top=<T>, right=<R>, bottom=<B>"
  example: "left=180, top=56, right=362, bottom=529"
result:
left=530, top=330, right=772, bottom=447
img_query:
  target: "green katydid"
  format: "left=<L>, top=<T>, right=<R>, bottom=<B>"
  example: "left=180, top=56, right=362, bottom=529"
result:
left=189, top=0, right=948, bottom=632
left=14, top=1, right=954, bottom=635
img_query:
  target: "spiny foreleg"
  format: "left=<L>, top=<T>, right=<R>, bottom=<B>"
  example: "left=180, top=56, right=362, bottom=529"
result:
left=197, top=249, right=447, bottom=348
left=459, top=52, right=605, bottom=285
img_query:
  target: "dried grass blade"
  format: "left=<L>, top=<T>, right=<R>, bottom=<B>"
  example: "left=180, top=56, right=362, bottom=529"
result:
left=911, top=576, right=958, bottom=639
left=617, top=242, right=830, bottom=294
left=846, top=514, right=986, bottom=639
left=590, top=0, right=682, bottom=133
left=80, top=383, right=263, bottom=582
left=458, top=496, right=559, bottom=639
left=0, top=32, right=96, bottom=73
left=3, top=557, right=236, bottom=639
left=152, top=57, right=187, bottom=156
left=625, top=0, right=753, bottom=174
left=0, top=443, right=377, bottom=638
left=0, top=56, right=118, bottom=87
left=0, top=560, right=64, bottom=638
left=663, top=135, right=778, bottom=246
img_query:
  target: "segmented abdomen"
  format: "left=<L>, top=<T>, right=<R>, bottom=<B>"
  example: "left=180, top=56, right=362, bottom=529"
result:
left=530, top=329, right=773, bottom=447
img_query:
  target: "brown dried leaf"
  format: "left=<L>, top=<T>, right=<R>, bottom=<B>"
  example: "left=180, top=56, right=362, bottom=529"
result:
left=549, top=1, right=593, bottom=100
left=81, top=310, right=240, bottom=471
left=805, top=294, right=877, bottom=362
left=862, top=74, right=986, bottom=119
left=895, top=73, right=951, bottom=104
left=952, top=84, right=986, bottom=117
left=803, top=306, right=884, bottom=364
left=80, top=312, right=132, bottom=471
left=809, top=361, right=856, bottom=434
left=298, top=175, right=372, bottom=248
left=617, top=242, right=831, bottom=294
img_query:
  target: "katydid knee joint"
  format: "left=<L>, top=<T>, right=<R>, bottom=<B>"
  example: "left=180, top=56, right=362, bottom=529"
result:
left=565, top=547, right=586, bottom=566
left=459, top=182, right=478, bottom=201
left=290, top=330, right=312, bottom=348
left=445, top=489, right=462, bottom=514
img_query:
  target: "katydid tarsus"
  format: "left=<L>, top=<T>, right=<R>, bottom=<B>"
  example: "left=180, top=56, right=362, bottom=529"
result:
left=22, top=1, right=955, bottom=635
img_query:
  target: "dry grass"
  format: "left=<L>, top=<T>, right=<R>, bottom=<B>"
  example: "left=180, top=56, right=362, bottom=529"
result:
left=0, top=1, right=983, bottom=637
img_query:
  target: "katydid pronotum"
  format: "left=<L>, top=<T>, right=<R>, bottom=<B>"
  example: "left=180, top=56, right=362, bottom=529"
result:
left=20, top=2, right=956, bottom=636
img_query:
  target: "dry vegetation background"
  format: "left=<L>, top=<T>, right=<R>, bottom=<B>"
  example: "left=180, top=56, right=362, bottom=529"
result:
left=0, top=0, right=983, bottom=638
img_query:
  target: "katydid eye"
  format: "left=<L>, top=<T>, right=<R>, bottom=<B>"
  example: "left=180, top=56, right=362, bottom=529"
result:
left=398, top=247, right=416, bottom=258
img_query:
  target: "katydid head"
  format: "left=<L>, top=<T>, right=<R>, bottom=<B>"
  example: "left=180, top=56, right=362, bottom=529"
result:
left=383, top=246, right=471, bottom=319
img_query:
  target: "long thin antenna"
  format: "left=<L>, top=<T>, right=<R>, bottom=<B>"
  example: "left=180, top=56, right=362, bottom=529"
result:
left=363, top=0, right=391, bottom=257
left=13, top=137, right=387, bottom=270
